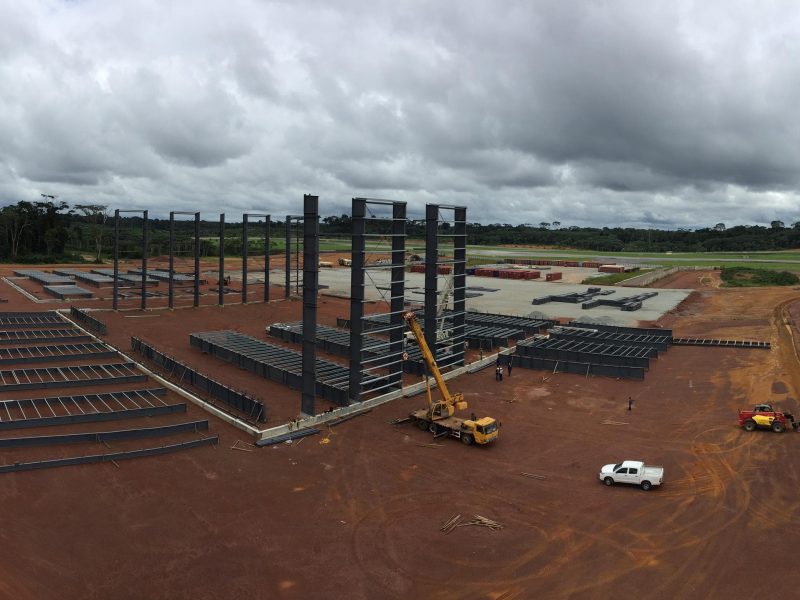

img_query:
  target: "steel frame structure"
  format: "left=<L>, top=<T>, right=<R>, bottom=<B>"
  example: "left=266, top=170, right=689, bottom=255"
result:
left=113, top=209, right=149, bottom=310
left=242, top=213, right=271, bottom=304
left=169, top=211, right=201, bottom=308
left=348, top=198, right=406, bottom=403
left=424, top=204, right=466, bottom=369
left=285, top=214, right=303, bottom=298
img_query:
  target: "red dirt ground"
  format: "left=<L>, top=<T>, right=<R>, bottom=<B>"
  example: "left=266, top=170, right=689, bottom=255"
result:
left=1, top=268, right=800, bottom=599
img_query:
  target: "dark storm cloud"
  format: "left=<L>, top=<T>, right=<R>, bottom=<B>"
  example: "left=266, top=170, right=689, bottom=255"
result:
left=1, top=0, right=800, bottom=228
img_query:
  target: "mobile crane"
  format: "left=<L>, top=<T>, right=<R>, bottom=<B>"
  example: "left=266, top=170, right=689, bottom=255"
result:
left=402, top=311, right=499, bottom=445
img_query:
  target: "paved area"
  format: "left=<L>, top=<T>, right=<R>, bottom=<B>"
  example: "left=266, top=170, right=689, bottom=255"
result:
left=310, top=268, right=692, bottom=326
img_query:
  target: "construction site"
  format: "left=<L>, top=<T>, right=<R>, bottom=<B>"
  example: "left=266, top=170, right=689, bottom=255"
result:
left=1, top=197, right=799, bottom=599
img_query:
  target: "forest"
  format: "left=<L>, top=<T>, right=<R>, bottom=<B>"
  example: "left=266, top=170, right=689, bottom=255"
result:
left=2, top=201, right=800, bottom=263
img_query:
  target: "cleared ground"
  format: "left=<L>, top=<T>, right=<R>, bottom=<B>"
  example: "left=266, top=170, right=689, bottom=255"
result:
left=0, top=266, right=799, bottom=599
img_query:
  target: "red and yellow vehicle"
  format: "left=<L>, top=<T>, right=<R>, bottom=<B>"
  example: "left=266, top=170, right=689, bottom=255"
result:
left=738, top=404, right=799, bottom=433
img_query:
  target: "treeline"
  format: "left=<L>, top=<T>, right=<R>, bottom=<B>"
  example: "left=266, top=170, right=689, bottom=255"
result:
left=3, top=201, right=800, bottom=263
left=466, top=222, right=800, bottom=252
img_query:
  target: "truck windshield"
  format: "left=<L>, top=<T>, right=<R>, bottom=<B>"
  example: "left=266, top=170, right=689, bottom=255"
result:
left=614, top=463, right=622, bottom=471
left=480, top=422, right=498, bottom=434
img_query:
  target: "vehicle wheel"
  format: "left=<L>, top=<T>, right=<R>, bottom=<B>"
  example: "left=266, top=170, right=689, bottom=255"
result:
left=603, top=477, right=614, bottom=486
left=461, top=433, right=474, bottom=446
left=416, top=419, right=428, bottom=431
left=429, top=423, right=438, bottom=434
left=772, top=420, right=785, bottom=433
left=641, top=481, right=652, bottom=491
left=743, top=419, right=756, bottom=432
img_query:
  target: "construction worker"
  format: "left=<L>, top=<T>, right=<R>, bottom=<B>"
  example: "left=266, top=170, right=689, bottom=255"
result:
left=628, top=397, right=634, bottom=411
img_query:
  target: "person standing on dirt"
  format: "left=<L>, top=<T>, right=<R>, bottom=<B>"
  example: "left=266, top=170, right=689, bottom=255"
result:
left=498, top=366, right=504, bottom=381
left=628, top=396, right=634, bottom=411
left=495, top=366, right=501, bottom=381
left=507, top=356, right=513, bottom=377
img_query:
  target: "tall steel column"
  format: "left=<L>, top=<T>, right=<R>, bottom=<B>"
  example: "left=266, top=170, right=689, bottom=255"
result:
left=113, top=209, right=119, bottom=310
left=169, top=212, right=175, bottom=308
left=194, top=212, right=200, bottom=307
left=301, top=194, right=319, bottom=416
left=264, top=217, right=270, bottom=301
left=348, top=198, right=366, bottom=402
left=285, top=215, right=291, bottom=298
left=424, top=204, right=439, bottom=361
left=141, top=210, right=148, bottom=310
left=389, top=202, right=406, bottom=388
left=452, top=207, right=467, bottom=367
left=242, top=214, right=249, bottom=304
left=218, top=213, right=225, bottom=306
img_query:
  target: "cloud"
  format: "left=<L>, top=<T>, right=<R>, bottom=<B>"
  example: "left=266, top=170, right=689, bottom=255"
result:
left=1, top=0, right=800, bottom=229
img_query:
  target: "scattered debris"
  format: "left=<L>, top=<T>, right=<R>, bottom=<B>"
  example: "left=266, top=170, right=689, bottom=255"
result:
left=520, top=472, right=546, bottom=479
left=441, top=514, right=462, bottom=533
left=441, top=514, right=504, bottom=533
left=415, top=442, right=444, bottom=449
left=230, top=440, right=254, bottom=452
left=602, top=420, right=629, bottom=425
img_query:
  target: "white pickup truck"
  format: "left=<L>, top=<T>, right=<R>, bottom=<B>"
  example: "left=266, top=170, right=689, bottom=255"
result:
left=598, top=460, right=664, bottom=491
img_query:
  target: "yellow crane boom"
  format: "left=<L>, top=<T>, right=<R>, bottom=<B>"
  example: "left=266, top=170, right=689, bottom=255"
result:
left=404, top=311, right=466, bottom=415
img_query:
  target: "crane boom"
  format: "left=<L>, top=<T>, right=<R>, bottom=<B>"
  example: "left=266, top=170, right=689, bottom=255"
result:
left=404, top=311, right=464, bottom=413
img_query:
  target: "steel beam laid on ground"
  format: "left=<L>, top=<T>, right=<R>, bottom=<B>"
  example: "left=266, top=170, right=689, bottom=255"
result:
left=0, top=388, right=184, bottom=430
left=0, top=342, right=119, bottom=365
left=70, top=307, right=108, bottom=335
left=0, top=313, right=66, bottom=328
left=671, top=338, right=771, bottom=349
left=131, top=337, right=267, bottom=422
left=0, top=329, right=90, bottom=344
left=516, top=336, right=654, bottom=368
left=0, top=436, right=218, bottom=474
left=513, top=354, right=646, bottom=380
left=191, top=330, right=387, bottom=405
left=564, top=321, right=672, bottom=338
left=549, top=326, right=671, bottom=352
left=0, top=420, right=209, bottom=448
left=0, top=362, right=147, bottom=391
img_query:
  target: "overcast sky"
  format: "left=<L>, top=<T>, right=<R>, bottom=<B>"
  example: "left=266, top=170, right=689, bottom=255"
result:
left=1, top=1, right=800, bottom=229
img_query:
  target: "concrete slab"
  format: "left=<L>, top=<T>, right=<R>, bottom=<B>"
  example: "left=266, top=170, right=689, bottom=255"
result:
left=223, top=267, right=691, bottom=326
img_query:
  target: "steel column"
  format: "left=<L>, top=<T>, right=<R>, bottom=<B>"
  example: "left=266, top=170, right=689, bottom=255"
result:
left=452, top=206, right=467, bottom=366
left=113, top=209, right=119, bottom=310
left=285, top=215, right=291, bottom=298
left=218, top=213, right=225, bottom=306
left=168, top=212, right=175, bottom=309
left=242, top=213, right=249, bottom=304
left=348, top=198, right=366, bottom=402
left=141, top=210, right=148, bottom=310
left=424, top=204, right=438, bottom=361
left=194, top=212, right=200, bottom=307
left=389, top=202, right=406, bottom=387
left=264, top=217, right=270, bottom=302
left=301, top=194, right=319, bottom=416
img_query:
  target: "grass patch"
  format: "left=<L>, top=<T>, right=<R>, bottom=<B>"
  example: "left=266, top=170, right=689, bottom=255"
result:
left=720, top=266, right=800, bottom=287
left=581, top=269, right=653, bottom=285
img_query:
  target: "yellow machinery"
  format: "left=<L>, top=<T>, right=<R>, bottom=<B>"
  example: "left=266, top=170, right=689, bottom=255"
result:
left=403, top=312, right=499, bottom=445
